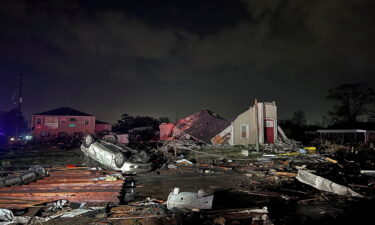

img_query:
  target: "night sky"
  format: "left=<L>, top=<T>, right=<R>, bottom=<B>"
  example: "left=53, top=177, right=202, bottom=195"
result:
left=1, top=0, right=374, bottom=124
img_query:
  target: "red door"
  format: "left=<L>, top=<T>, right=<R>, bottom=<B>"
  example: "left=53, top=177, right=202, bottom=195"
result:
left=264, top=119, right=275, bottom=143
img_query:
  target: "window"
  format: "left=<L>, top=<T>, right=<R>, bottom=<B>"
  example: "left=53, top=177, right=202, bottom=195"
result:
left=69, top=118, right=77, bottom=127
left=60, top=118, right=67, bottom=125
left=241, top=124, right=249, bottom=139
left=36, top=118, right=42, bottom=125
left=41, top=131, right=50, bottom=137
left=84, top=119, right=89, bottom=125
left=45, top=117, right=58, bottom=129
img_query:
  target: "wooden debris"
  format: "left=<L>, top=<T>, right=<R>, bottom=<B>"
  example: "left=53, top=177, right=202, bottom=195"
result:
left=0, top=167, right=125, bottom=208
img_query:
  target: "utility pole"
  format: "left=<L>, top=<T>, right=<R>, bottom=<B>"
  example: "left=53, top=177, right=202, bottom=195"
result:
left=16, top=71, right=23, bottom=137
left=254, top=99, right=259, bottom=152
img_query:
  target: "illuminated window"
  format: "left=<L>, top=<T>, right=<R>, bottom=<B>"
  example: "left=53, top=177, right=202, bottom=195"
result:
left=241, top=124, right=249, bottom=139
left=45, top=117, right=58, bottom=129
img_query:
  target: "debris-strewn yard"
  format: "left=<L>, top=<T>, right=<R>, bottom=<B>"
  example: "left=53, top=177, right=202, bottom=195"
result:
left=1, top=140, right=375, bottom=225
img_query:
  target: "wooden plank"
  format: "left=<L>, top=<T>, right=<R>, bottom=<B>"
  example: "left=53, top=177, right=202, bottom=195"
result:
left=1, top=196, right=120, bottom=202
left=274, top=172, right=298, bottom=177
left=29, top=180, right=124, bottom=185
left=0, top=190, right=121, bottom=196
left=27, top=181, right=123, bottom=186
left=0, top=204, right=44, bottom=209
left=0, top=198, right=47, bottom=204
left=0, top=185, right=122, bottom=191
left=23, top=207, right=42, bottom=217
left=35, top=178, right=109, bottom=182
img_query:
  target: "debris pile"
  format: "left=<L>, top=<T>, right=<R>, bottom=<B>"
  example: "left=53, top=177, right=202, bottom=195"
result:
left=261, top=139, right=303, bottom=153
left=0, top=167, right=124, bottom=207
left=314, top=139, right=350, bottom=154
left=160, top=110, right=231, bottom=143
left=1, top=129, right=375, bottom=224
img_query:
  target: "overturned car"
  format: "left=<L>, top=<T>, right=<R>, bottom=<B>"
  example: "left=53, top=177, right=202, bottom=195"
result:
left=80, top=134, right=152, bottom=174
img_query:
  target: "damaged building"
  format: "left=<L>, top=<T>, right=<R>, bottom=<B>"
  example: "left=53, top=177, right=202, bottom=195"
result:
left=212, top=101, right=288, bottom=146
left=159, top=110, right=231, bottom=144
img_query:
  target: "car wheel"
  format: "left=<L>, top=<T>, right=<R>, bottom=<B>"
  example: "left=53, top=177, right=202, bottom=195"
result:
left=83, top=134, right=94, bottom=148
left=139, top=150, right=149, bottom=163
left=115, top=152, right=126, bottom=168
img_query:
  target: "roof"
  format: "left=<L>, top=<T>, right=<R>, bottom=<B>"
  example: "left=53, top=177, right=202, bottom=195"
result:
left=95, top=120, right=111, bottom=124
left=34, top=107, right=93, bottom=116
left=317, top=129, right=375, bottom=133
left=174, top=110, right=231, bottom=143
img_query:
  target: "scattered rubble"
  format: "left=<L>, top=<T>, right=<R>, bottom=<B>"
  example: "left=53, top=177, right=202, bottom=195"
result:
left=261, top=139, right=303, bottom=154
left=0, top=167, right=46, bottom=187
left=159, top=110, right=231, bottom=144
left=0, top=133, right=374, bottom=224
left=167, top=187, right=214, bottom=210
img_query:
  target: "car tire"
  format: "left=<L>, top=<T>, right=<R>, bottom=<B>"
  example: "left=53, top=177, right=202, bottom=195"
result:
left=115, top=152, right=126, bottom=168
left=139, top=150, right=149, bottom=163
left=83, top=134, right=94, bottom=148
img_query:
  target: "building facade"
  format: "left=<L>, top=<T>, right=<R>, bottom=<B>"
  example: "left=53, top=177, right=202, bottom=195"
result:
left=94, top=120, right=112, bottom=133
left=212, top=101, right=281, bottom=146
left=31, top=107, right=96, bottom=140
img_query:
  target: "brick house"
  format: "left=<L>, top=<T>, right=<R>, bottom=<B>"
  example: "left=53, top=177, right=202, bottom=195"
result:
left=31, top=107, right=96, bottom=140
left=95, top=120, right=112, bottom=133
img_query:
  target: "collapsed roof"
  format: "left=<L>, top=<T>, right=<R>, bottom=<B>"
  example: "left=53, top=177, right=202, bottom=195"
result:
left=161, top=110, right=231, bottom=143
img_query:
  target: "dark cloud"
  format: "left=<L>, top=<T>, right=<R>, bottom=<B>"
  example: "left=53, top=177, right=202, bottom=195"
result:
left=0, top=0, right=374, bottom=124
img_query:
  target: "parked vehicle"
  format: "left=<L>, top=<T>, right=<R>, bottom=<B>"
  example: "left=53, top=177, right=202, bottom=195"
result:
left=80, top=134, right=152, bottom=174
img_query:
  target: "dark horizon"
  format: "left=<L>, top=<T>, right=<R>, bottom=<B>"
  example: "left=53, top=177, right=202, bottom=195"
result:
left=1, top=0, right=374, bottom=124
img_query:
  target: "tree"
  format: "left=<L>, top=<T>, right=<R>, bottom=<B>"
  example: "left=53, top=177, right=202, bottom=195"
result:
left=327, top=83, right=375, bottom=126
left=158, top=117, right=170, bottom=124
left=113, top=114, right=160, bottom=133
left=291, top=110, right=306, bottom=128
left=0, top=109, right=28, bottom=136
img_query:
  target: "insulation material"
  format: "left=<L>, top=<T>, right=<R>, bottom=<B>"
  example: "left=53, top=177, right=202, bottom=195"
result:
left=296, top=170, right=363, bottom=197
